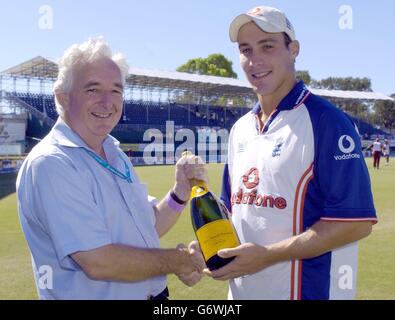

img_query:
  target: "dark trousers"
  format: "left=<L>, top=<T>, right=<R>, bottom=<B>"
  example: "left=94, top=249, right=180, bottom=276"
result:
left=373, top=151, right=381, bottom=169
left=148, top=287, right=169, bottom=300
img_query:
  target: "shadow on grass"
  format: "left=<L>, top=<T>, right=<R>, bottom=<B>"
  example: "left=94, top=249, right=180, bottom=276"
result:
left=0, top=172, right=17, bottom=200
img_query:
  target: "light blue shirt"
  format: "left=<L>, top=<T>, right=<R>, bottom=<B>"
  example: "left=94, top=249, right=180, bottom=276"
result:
left=16, top=118, right=166, bottom=299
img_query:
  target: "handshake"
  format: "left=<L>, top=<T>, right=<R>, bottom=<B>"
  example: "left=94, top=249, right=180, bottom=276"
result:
left=175, top=241, right=205, bottom=287
left=173, top=240, right=252, bottom=286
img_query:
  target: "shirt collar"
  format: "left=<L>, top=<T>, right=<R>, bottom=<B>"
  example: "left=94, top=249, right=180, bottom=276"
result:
left=252, top=80, right=309, bottom=115
left=50, top=117, right=120, bottom=150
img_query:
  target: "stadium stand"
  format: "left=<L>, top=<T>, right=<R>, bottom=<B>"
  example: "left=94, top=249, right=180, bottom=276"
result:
left=9, top=91, right=391, bottom=138
left=1, top=56, right=394, bottom=164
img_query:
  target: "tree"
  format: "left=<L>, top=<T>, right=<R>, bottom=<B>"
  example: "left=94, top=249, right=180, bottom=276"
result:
left=337, top=100, right=369, bottom=119
left=296, top=70, right=312, bottom=85
left=175, top=54, right=242, bottom=107
left=311, top=77, right=372, bottom=91
left=177, top=54, right=237, bottom=78
left=310, top=77, right=378, bottom=126
left=372, top=95, right=395, bottom=130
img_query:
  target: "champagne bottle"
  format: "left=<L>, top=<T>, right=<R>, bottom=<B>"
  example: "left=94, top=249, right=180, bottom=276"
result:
left=189, top=179, right=240, bottom=270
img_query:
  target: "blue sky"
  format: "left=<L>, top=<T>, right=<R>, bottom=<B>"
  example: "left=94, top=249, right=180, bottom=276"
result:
left=0, top=0, right=394, bottom=95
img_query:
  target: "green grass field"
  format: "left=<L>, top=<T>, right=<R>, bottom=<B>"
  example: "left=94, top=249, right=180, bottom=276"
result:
left=0, top=159, right=394, bottom=300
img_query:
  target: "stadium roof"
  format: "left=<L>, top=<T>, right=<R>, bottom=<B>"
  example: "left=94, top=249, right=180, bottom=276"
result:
left=1, top=56, right=58, bottom=79
left=309, top=88, right=393, bottom=101
left=1, top=56, right=393, bottom=101
left=128, top=66, right=254, bottom=96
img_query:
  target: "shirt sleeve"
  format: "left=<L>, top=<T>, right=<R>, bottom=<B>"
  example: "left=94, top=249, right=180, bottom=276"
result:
left=220, top=125, right=235, bottom=213
left=314, top=109, right=377, bottom=222
left=220, top=164, right=232, bottom=213
left=148, top=195, right=158, bottom=206
left=30, top=154, right=112, bottom=270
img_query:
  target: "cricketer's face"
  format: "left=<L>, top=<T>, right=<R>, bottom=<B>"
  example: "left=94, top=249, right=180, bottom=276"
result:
left=238, top=22, right=299, bottom=99
left=61, top=58, right=124, bottom=148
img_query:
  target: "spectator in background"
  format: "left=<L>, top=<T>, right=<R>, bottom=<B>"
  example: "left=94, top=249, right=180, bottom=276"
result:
left=383, top=139, right=390, bottom=166
left=371, top=138, right=383, bottom=169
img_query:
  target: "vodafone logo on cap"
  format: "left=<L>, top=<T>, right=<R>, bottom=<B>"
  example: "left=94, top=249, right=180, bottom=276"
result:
left=248, top=7, right=264, bottom=16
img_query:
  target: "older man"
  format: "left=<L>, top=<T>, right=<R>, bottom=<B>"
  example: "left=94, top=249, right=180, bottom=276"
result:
left=16, top=37, right=206, bottom=300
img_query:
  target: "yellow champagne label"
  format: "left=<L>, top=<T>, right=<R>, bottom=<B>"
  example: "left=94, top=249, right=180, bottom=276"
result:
left=196, top=219, right=240, bottom=261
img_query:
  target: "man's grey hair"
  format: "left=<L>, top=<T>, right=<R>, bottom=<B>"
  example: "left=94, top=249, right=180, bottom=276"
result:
left=53, top=37, right=129, bottom=118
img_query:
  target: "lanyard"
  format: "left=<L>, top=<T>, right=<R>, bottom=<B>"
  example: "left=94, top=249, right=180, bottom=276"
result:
left=83, top=148, right=132, bottom=183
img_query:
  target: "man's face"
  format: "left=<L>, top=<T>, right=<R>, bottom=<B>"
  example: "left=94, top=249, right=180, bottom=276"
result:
left=60, top=58, right=124, bottom=147
left=238, top=22, right=299, bottom=97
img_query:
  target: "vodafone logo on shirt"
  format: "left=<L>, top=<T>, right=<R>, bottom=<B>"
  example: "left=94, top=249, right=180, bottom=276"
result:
left=232, top=168, right=287, bottom=210
left=334, top=135, right=361, bottom=161
left=242, top=167, right=260, bottom=189
left=338, top=135, right=355, bottom=153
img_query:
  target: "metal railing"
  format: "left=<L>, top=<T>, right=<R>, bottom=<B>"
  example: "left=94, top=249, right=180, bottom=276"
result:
left=3, top=91, right=55, bottom=127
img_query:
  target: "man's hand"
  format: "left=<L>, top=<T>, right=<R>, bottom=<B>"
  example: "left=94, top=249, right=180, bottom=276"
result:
left=176, top=241, right=206, bottom=286
left=203, top=220, right=373, bottom=281
left=173, top=153, right=208, bottom=202
left=203, top=243, right=273, bottom=281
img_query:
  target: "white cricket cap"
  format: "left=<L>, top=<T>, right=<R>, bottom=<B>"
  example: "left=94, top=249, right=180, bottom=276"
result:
left=229, top=6, right=296, bottom=42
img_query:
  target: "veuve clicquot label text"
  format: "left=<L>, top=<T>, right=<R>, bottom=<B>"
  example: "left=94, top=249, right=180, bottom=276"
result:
left=195, top=219, right=239, bottom=261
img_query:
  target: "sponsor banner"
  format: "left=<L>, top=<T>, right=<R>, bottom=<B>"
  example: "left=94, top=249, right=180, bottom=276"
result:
left=0, top=158, right=24, bottom=174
